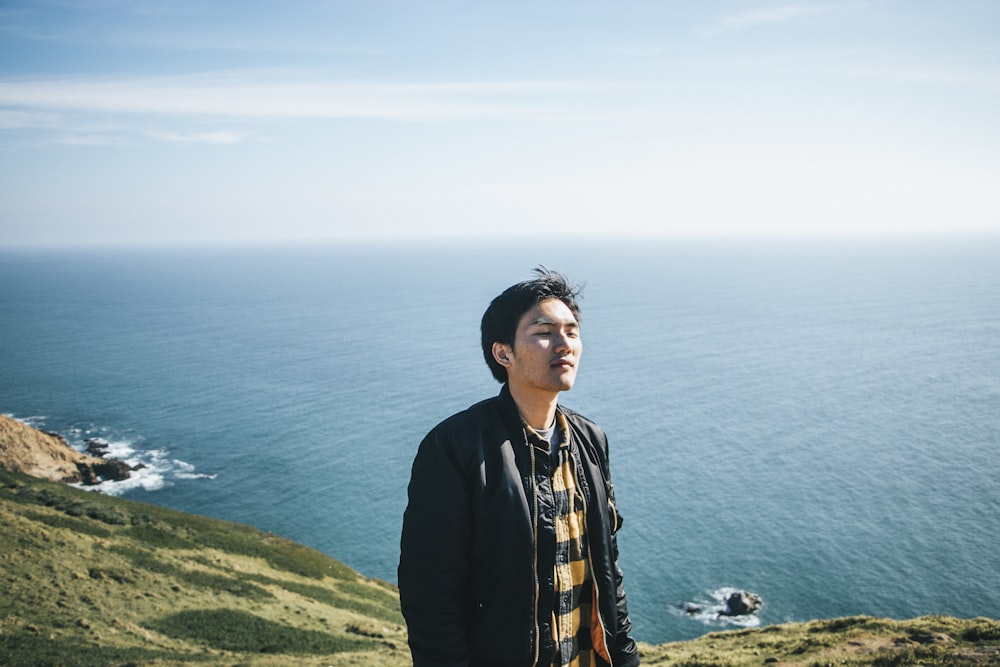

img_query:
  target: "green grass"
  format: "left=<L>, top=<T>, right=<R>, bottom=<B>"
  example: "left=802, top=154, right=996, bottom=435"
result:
left=0, top=635, right=201, bottom=667
left=109, top=544, right=275, bottom=600
left=0, top=468, right=409, bottom=666
left=244, top=573, right=405, bottom=625
left=125, top=521, right=198, bottom=549
left=3, top=467, right=998, bottom=667
left=637, top=615, right=1000, bottom=666
left=147, top=609, right=373, bottom=654
left=19, top=509, right=115, bottom=537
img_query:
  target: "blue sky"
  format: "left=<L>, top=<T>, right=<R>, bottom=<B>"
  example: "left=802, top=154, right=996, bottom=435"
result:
left=1, top=1, right=998, bottom=246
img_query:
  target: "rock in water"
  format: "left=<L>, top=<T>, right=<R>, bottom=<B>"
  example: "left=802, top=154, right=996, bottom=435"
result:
left=722, top=591, right=762, bottom=616
left=91, top=458, right=132, bottom=482
left=84, top=438, right=110, bottom=456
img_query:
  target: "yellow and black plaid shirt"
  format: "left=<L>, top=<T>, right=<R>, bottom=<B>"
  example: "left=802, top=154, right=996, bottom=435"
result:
left=525, top=412, right=595, bottom=667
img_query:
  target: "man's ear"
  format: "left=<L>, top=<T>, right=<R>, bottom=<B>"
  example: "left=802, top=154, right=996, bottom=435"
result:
left=492, top=342, right=512, bottom=368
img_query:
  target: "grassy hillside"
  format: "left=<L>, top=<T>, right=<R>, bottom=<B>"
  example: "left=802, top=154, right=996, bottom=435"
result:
left=637, top=615, right=1000, bottom=666
left=0, top=468, right=408, bottom=666
left=2, top=468, right=998, bottom=666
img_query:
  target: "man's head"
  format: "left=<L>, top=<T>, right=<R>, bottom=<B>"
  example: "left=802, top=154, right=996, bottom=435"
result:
left=481, top=267, right=582, bottom=385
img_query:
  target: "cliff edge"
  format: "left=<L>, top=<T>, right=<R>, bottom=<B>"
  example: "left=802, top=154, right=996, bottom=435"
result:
left=0, top=413, right=129, bottom=485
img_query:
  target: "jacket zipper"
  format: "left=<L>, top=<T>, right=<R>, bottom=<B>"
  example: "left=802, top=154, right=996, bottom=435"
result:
left=527, top=429, right=541, bottom=667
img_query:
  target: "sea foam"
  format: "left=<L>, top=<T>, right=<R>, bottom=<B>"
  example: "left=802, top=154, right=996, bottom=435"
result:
left=50, top=421, right=215, bottom=496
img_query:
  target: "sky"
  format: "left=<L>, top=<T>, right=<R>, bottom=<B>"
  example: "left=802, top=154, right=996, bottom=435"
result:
left=1, top=0, right=998, bottom=247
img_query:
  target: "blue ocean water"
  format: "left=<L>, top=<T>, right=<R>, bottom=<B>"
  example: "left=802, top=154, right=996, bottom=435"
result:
left=1, top=238, right=998, bottom=644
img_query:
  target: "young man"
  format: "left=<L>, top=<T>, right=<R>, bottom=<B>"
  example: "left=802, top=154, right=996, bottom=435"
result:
left=399, top=268, right=640, bottom=667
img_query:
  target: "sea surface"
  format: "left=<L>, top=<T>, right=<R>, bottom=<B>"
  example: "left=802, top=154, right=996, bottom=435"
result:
left=1, top=237, right=998, bottom=644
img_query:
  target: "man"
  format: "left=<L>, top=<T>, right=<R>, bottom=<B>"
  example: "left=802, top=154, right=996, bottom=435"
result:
left=399, top=267, right=640, bottom=667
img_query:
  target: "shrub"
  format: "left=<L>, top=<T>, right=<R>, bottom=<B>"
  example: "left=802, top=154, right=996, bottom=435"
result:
left=22, top=510, right=113, bottom=538
left=0, top=634, right=195, bottom=667
left=961, top=619, right=1000, bottom=642
left=145, top=608, right=372, bottom=654
left=127, top=522, right=196, bottom=549
left=109, top=545, right=274, bottom=600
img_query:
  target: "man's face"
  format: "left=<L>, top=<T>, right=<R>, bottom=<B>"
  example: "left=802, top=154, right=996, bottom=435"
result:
left=495, top=298, right=582, bottom=396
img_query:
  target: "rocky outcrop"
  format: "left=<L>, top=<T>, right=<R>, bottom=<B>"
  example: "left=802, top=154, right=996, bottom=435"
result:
left=722, top=591, right=763, bottom=616
left=0, top=414, right=130, bottom=485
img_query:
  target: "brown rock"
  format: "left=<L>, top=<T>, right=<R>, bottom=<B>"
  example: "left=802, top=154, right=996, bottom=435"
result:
left=0, top=414, right=130, bottom=485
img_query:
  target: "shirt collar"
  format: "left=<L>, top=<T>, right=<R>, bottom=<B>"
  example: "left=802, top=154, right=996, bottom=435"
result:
left=522, top=411, right=570, bottom=451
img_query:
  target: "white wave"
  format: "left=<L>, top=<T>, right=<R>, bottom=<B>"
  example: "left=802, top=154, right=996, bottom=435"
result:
left=15, top=415, right=48, bottom=428
left=85, top=446, right=215, bottom=496
left=80, top=464, right=167, bottom=495
left=174, top=472, right=218, bottom=480
left=170, top=458, right=217, bottom=481
left=97, top=439, right=136, bottom=460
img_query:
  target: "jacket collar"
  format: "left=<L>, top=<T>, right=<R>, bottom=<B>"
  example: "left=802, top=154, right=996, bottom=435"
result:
left=496, top=383, right=523, bottom=436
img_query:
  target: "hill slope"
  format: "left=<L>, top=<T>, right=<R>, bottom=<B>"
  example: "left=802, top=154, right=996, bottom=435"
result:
left=2, top=415, right=998, bottom=666
left=637, top=615, right=1000, bottom=666
left=0, top=468, right=409, bottom=666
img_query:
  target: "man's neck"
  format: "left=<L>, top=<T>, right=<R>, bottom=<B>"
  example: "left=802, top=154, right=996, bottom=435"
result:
left=508, top=383, right=559, bottom=431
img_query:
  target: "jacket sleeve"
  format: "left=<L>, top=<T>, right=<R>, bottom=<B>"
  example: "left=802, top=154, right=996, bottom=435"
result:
left=398, top=426, right=473, bottom=667
left=610, top=528, right=641, bottom=666
left=606, top=447, right=641, bottom=666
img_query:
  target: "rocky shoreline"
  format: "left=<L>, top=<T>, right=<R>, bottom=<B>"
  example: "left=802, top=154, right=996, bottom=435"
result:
left=0, top=414, right=133, bottom=486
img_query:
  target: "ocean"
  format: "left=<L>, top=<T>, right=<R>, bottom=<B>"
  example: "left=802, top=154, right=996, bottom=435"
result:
left=1, top=237, right=998, bottom=644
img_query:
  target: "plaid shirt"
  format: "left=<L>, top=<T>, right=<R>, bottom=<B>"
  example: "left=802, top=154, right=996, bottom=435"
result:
left=525, top=412, right=595, bottom=667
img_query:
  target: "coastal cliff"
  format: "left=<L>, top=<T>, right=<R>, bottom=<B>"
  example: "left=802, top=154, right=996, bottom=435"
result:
left=0, top=414, right=130, bottom=485
left=1, top=417, right=997, bottom=666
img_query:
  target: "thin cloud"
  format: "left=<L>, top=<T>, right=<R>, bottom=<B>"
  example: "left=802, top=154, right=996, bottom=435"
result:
left=51, top=133, right=129, bottom=147
left=706, top=3, right=833, bottom=36
left=0, top=74, right=607, bottom=122
left=149, top=130, right=246, bottom=144
left=865, top=65, right=1000, bottom=91
left=614, top=45, right=664, bottom=58
left=0, top=109, right=61, bottom=129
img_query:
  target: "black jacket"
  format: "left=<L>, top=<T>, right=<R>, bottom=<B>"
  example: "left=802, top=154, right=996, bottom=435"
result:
left=398, top=386, right=640, bottom=667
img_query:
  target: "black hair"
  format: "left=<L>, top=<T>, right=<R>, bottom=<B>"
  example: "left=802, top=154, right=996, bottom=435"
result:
left=480, top=266, right=582, bottom=383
